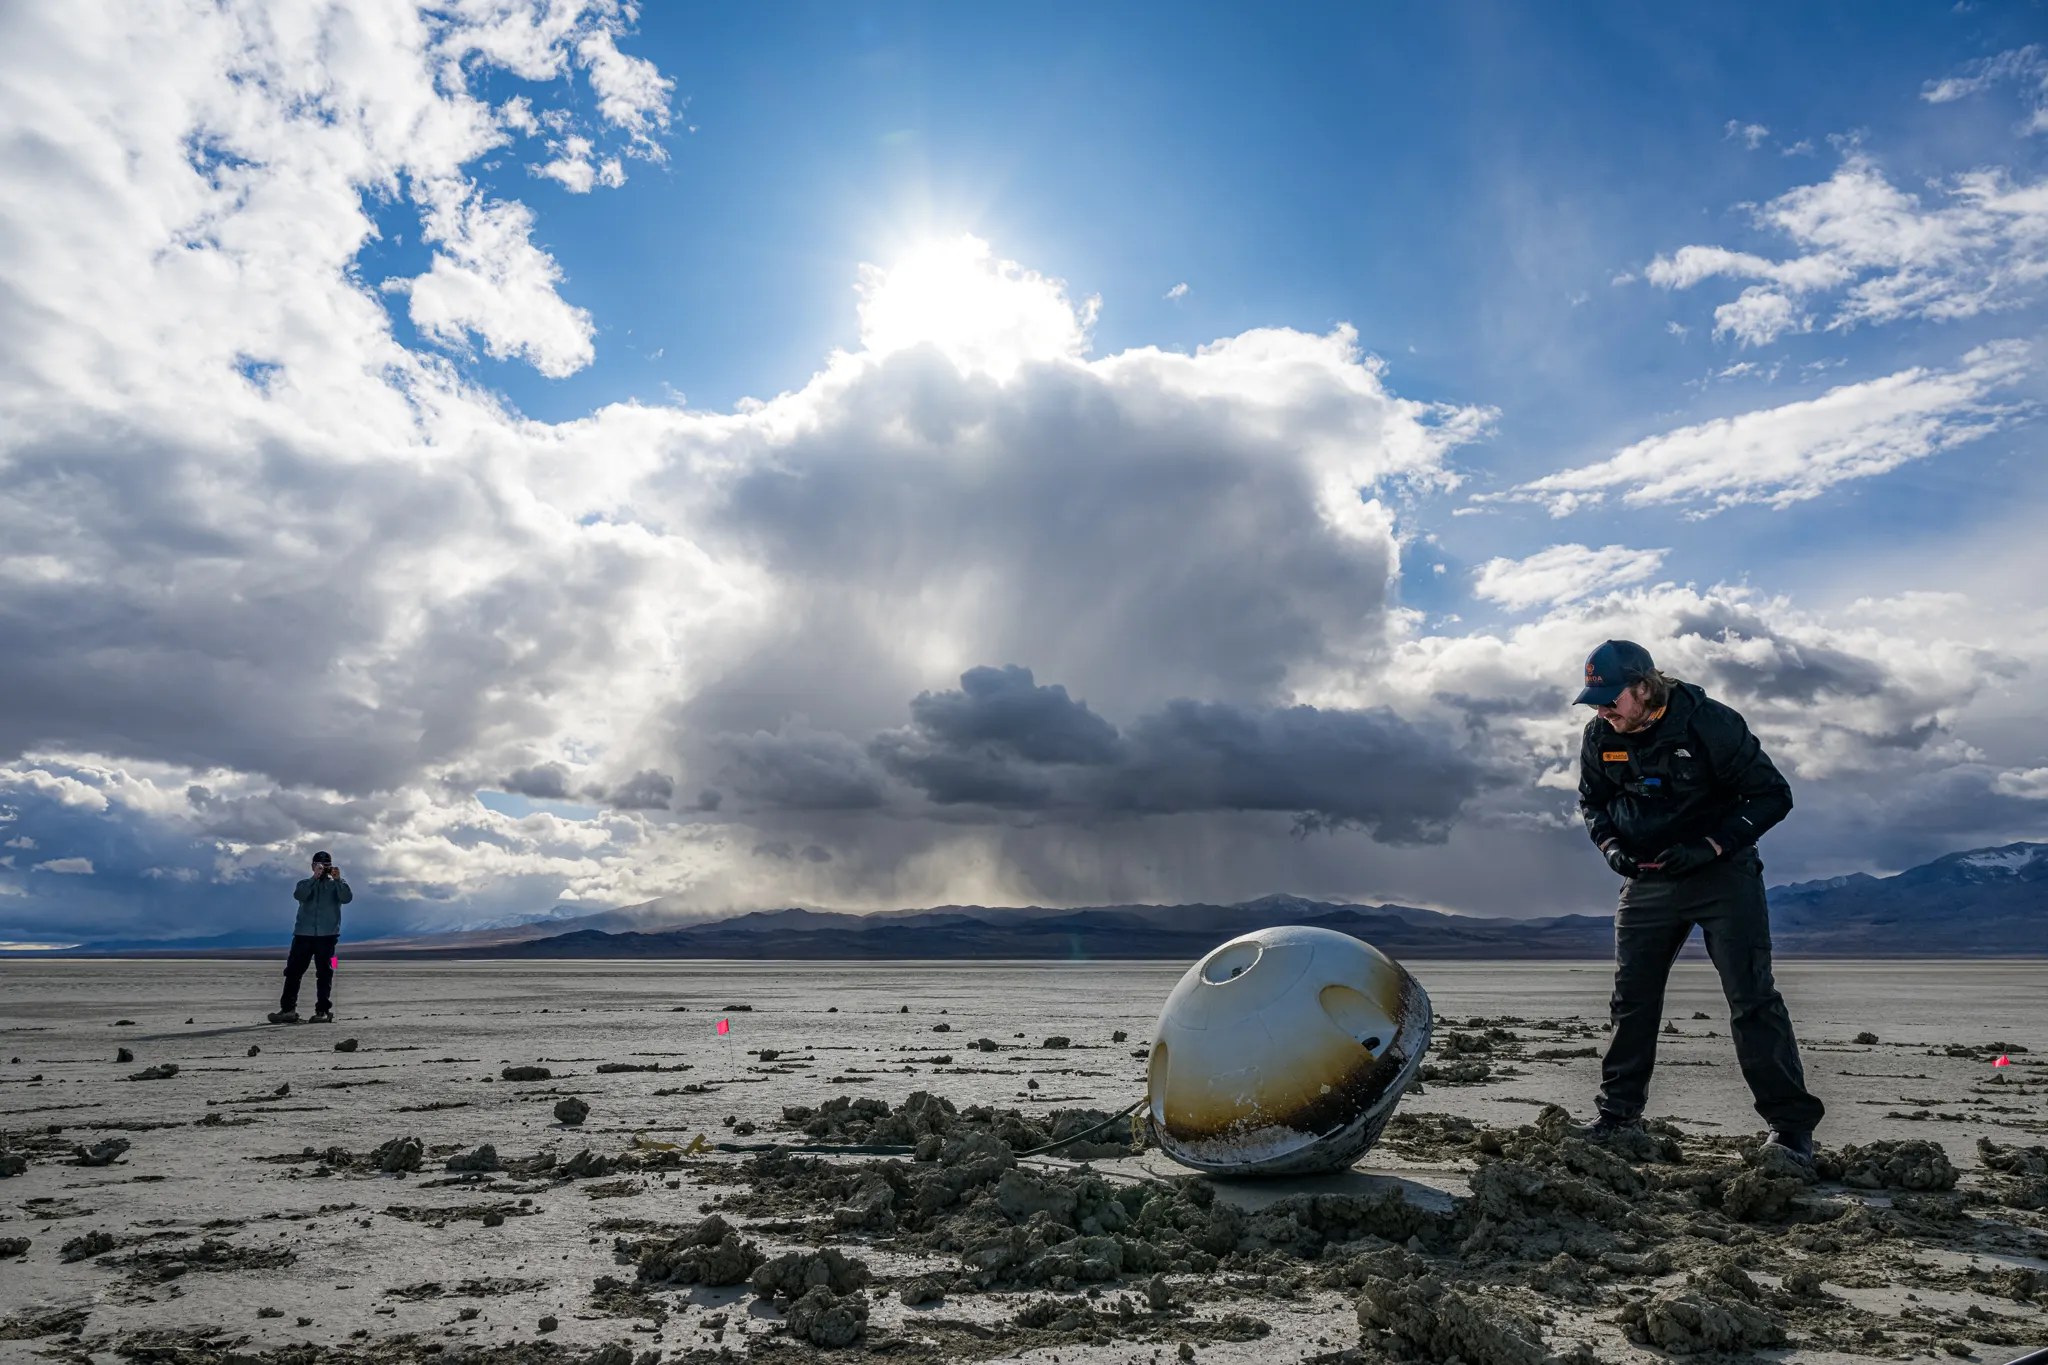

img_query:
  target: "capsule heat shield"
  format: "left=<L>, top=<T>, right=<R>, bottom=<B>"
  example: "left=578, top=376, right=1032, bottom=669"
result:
left=1146, top=924, right=1432, bottom=1177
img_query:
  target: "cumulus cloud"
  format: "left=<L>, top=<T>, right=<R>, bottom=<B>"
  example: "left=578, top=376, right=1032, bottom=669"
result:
left=1473, top=544, right=1669, bottom=611
left=591, top=769, right=674, bottom=811
left=1724, top=120, right=1771, bottom=149
left=1993, top=767, right=2048, bottom=799
left=1642, top=154, right=2048, bottom=341
left=574, top=24, right=675, bottom=150
left=33, top=857, right=95, bottom=875
left=1714, top=287, right=1808, bottom=347
left=401, top=188, right=596, bottom=374
left=1497, top=342, right=2030, bottom=514
left=503, top=763, right=574, bottom=800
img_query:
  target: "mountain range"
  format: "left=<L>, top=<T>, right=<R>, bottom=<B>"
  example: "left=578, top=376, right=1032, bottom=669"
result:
left=18, top=842, right=2045, bottom=959
left=348, top=840, right=2048, bottom=960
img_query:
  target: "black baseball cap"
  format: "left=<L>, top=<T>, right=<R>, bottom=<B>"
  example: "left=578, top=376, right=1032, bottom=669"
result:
left=312, top=850, right=332, bottom=865
left=1574, top=639, right=1655, bottom=707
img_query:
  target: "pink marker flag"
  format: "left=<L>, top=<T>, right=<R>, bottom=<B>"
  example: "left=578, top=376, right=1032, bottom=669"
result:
left=1994, top=1054, right=2011, bottom=1067
left=716, top=1018, right=730, bottom=1035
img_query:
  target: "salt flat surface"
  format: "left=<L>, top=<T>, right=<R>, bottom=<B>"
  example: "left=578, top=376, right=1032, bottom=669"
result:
left=1, top=957, right=2043, bottom=1363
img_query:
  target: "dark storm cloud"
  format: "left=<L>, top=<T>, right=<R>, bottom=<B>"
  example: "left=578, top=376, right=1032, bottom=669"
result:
left=871, top=738, right=1057, bottom=807
left=1103, top=699, right=1481, bottom=843
left=589, top=768, right=674, bottom=811
left=907, top=666, right=1121, bottom=765
left=752, top=840, right=833, bottom=863
left=184, top=783, right=383, bottom=844
left=1773, top=762, right=2048, bottom=877
left=504, top=762, right=573, bottom=799
left=714, top=730, right=891, bottom=810
left=773, top=666, right=1482, bottom=845
left=1670, top=606, right=1894, bottom=703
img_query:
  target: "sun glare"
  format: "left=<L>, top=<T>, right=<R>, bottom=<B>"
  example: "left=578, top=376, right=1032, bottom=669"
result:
left=855, top=234, right=1094, bottom=379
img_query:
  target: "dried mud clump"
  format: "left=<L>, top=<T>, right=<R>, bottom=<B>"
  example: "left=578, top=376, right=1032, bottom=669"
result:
left=722, top=1128, right=1439, bottom=1308
left=501, top=1065, right=552, bottom=1082
left=126, top=1063, right=179, bottom=1081
left=374, top=1136, right=425, bottom=1173
left=1977, top=1138, right=2048, bottom=1209
left=561, top=1148, right=620, bottom=1179
left=784, top=1283, right=869, bottom=1347
left=0, top=1306, right=91, bottom=1340
left=1832, top=1138, right=1957, bottom=1191
left=445, top=1144, right=503, bottom=1173
left=71, top=1137, right=131, bottom=1167
left=751, top=1246, right=872, bottom=1300
left=898, top=1275, right=946, bottom=1306
left=1621, top=1267, right=1787, bottom=1355
left=1438, top=1030, right=1495, bottom=1057
left=555, top=1097, right=591, bottom=1126
left=61, top=1230, right=117, bottom=1262
left=1720, top=1167, right=1806, bottom=1223
left=114, top=1237, right=297, bottom=1285
left=1356, top=1261, right=1591, bottom=1365
left=629, top=1214, right=763, bottom=1287
left=0, top=1238, right=28, bottom=1257
left=778, top=1089, right=1136, bottom=1161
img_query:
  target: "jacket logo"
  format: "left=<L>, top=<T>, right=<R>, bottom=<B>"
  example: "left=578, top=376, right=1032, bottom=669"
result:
left=1675, top=748, right=1691, bottom=758
left=1602, top=751, right=1628, bottom=762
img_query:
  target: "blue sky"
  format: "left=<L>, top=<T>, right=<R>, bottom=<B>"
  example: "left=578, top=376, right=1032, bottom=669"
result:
left=2, top=2, right=2046, bottom=945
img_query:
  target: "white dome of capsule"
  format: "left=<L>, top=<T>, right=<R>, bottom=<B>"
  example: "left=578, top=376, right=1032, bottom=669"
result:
left=1146, top=925, right=1432, bottom=1176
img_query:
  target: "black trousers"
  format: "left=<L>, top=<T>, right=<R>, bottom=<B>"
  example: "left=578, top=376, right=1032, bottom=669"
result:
left=280, top=934, right=337, bottom=1014
left=1597, top=850, right=1825, bottom=1132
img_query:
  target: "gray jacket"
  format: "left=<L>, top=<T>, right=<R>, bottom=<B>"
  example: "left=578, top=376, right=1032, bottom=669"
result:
left=292, top=875, right=352, bottom=936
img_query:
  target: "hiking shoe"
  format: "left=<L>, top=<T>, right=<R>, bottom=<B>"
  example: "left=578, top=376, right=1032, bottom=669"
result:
left=1573, top=1111, right=1644, bottom=1142
left=1762, top=1128, right=1815, bottom=1165
left=309, top=1010, right=333, bottom=1024
left=266, top=1010, right=300, bottom=1025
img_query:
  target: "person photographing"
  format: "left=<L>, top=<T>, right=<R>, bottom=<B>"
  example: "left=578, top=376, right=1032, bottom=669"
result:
left=1573, top=639, right=1825, bottom=1164
left=269, top=850, right=351, bottom=1024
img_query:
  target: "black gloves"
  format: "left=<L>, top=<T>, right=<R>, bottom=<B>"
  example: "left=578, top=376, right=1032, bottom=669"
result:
left=1601, top=843, right=1640, bottom=878
left=1648, top=840, right=1719, bottom=877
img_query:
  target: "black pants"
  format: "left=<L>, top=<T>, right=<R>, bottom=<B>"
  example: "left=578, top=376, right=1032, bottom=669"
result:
left=281, top=934, right=337, bottom=1014
left=1597, top=850, right=1824, bottom=1132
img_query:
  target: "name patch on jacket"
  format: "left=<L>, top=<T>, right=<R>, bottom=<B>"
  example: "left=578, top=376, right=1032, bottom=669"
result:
left=1601, top=751, right=1629, bottom=762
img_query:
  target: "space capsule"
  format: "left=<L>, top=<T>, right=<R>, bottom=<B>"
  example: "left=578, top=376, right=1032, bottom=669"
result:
left=1145, top=924, right=1432, bottom=1177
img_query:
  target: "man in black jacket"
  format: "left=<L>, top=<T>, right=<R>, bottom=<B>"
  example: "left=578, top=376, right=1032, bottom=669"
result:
left=1574, top=639, right=1824, bottom=1163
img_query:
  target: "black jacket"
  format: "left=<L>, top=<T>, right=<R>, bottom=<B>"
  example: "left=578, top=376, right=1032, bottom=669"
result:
left=1578, top=682, right=1792, bottom=860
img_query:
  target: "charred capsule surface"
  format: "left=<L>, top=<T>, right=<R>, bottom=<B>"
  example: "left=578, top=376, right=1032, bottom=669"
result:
left=1147, top=925, right=1431, bottom=1176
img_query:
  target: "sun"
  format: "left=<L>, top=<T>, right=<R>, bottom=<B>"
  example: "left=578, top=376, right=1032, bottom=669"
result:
left=854, top=234, right=1094, bottom=379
